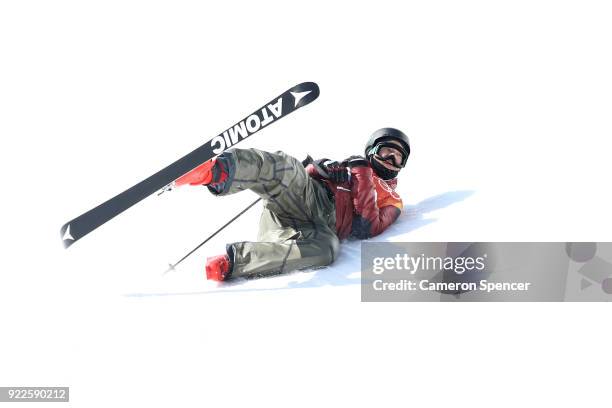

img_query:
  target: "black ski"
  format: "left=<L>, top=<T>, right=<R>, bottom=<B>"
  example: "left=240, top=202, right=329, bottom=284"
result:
left=60, top=82, right=320, bottom=248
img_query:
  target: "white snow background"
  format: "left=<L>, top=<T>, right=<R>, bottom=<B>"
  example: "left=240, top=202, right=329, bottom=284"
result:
left=1, top=1, right=611, bottom=407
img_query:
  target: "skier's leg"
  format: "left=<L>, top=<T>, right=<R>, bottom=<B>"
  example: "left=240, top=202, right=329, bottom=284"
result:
left=227, top=223, right=340, bottom=279
left=206, top=147, right=341, bottom=279
left=210, top=148, right=329, bottom=225
left=226, top=174, right=339, bottom=279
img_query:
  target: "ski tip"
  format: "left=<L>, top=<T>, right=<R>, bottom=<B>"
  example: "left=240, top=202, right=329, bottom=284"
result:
left=290, top=82, right=320, bottom=108
left=60, top=223, right=76, bottom=249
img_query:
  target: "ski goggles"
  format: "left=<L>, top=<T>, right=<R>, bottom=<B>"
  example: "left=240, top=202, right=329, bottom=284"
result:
left=371, top=142, right=409, bottom=168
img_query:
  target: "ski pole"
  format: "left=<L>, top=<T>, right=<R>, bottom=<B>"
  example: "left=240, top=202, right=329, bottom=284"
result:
left=164, top=197, right=262, bottom=274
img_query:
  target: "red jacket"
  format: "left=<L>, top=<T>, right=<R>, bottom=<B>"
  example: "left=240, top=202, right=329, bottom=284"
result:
left=306, top=163, right=403, bottom=240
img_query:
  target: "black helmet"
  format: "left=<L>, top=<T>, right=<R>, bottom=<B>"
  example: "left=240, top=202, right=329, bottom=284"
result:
left=364, top=128, right=410, bottom=180
left=364, top=128, right=411, bottom=159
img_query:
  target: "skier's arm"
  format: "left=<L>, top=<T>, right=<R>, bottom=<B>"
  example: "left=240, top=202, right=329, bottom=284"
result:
left=306, top=159, right=349, bottom=183
left=347, top=157, right=402, bottom=238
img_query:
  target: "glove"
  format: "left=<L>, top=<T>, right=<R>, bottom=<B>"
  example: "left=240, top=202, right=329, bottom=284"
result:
left=320, top=160, right=349, bottom=183
left=344, top=155, right=369, bottom=168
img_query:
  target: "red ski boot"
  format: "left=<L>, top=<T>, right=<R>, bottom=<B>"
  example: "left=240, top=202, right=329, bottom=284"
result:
left=175, top=158, right=228, bottom=187
left=205, top=254, right=231, bottom=281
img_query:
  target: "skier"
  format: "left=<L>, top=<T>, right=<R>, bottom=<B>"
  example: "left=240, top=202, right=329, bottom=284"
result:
left=174, top=127, right=410, bottom=281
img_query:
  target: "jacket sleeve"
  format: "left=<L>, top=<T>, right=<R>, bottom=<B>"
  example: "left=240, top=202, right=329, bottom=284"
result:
left=350, top=166, right=402, bottom=238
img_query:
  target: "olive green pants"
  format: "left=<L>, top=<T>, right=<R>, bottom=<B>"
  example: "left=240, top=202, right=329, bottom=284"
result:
left=212, top=148, right=340, bottom=279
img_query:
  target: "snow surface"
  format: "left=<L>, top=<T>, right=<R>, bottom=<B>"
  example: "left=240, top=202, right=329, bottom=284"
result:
left=124, top=190, right=475, bottom=298
left=2, top=1, right=612, bottom=407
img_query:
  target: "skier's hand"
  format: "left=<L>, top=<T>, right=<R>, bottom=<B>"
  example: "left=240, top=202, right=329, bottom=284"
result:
left=344, top=155, right=369, bottom=168
left=321, top=160, right=349, bottom=183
